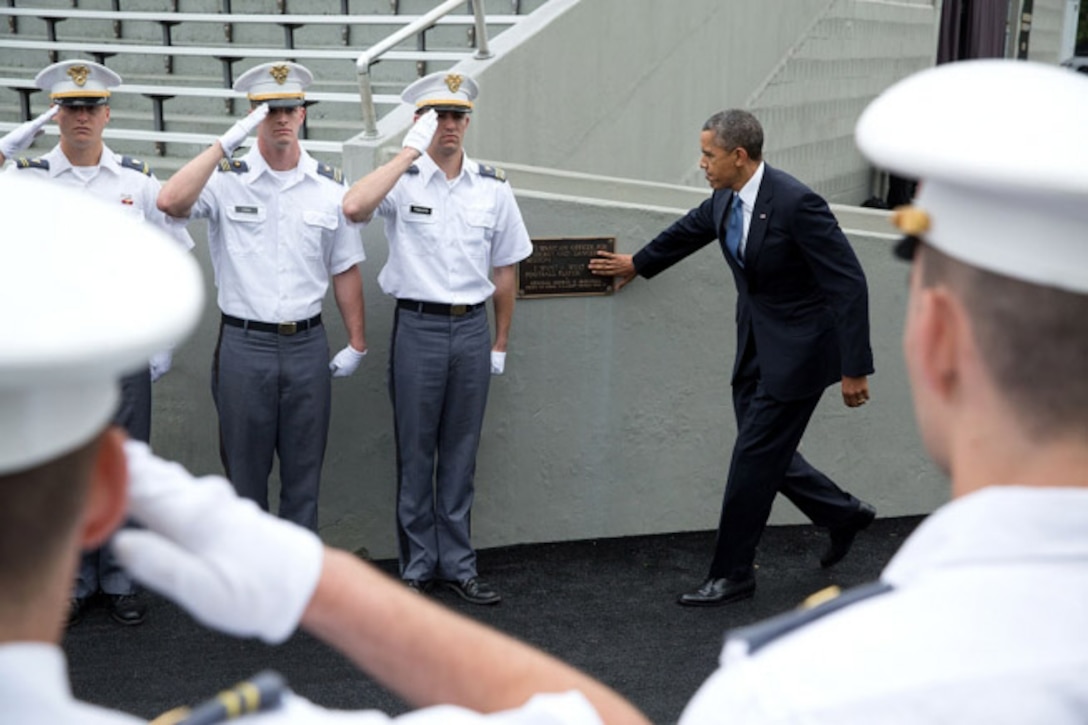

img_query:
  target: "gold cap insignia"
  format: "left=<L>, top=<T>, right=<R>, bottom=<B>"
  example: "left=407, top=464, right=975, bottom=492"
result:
left=445, top=74, right=463, bottom=94
left=67, top=65, right=90, bottom=87
left=891, top=206, right=931, bottom=236
left=269, top=65, right=290, bottom=85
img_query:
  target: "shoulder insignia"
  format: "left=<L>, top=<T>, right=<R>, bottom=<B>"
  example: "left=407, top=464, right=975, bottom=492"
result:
left=316, top=162, right=344, bottom=184
left=120, top=155, right=152, bottom=176
left=405, top=164, right=420, bottom=175
left=217, top=158, right=249, bottom=174
left=150, top=670, right=288, bottom=725
left=478, top=163, right=507, bottom=182
left=726, top=581, right=893, bottom=657
left=14, top=157, right=49, bottom=171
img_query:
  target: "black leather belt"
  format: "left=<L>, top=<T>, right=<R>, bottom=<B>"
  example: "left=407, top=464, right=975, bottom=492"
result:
left=397, top=299, right=484, bottom=317
left=222, top=313, right=322, bottom=335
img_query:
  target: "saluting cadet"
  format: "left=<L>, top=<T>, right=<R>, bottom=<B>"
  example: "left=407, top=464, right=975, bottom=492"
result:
left=0, top=176, right=647, bottom=725
left=342, top=72, right=532, bottom=604
left=679, top=60, right=1088, bottom=723
left=0, top=59, right=194, bottom=628
left=157, top=61, right=367, bottom=533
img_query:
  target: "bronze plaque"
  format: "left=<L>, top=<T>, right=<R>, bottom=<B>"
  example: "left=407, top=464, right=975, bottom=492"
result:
left=517, top=237, right=616, bottom=299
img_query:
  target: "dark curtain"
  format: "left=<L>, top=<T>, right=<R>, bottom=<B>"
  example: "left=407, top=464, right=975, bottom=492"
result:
left=938, top=0, right=1010, bottom=63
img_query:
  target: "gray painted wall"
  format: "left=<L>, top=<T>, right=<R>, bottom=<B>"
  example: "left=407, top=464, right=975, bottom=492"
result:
left=345, top=0, right=942, bottom=203
left=151, top=188, right=946, bottom=560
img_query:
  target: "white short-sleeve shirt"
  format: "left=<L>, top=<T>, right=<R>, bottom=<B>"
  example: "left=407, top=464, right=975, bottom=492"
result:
left=376, top=151, right=532, bottom=305
left=6, top=143, right=194, bottom=252
left=187, top=147, right=364, bottom=322
left=680, top=486, right=1088, bottom=724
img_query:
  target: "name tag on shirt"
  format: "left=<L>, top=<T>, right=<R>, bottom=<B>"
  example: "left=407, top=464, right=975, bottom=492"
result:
left=409, top=205, right=432, bottom=215
left=235, top=205, right=260, bottom=215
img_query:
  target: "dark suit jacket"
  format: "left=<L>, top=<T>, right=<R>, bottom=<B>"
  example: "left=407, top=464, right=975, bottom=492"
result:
left=632, top=164, right=873, bottom=401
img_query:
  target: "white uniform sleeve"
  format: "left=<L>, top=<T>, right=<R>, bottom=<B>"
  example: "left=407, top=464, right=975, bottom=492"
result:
left=488, top=182, right=532, bottom=268
left=249, top=691, right=602, bottom=725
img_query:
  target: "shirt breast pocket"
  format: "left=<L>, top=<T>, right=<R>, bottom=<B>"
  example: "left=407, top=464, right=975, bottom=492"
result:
left=224, top=204, right=266, bottom=255
left=464, top=207, right=496, bottom=257
left=302, top=210, right=338, bottom=260
left=400, top=203, right=438, bottom=255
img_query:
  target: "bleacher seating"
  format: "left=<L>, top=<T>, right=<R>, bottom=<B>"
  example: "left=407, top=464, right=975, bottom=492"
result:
left=0, top=1, right=545, bottom=168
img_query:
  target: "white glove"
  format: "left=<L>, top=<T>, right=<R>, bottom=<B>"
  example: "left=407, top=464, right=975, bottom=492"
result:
left=112, top=441, right=324, bottom=644
left=402, top=109, right=438, bottom=155
left=148, top=350, right=172, bottom=383
left=329, top=344, right=367, bottom=378
left=0, top=105, right=58, bottom=159
left=491, top=350, right=506, bottom=375
left=217, top=103, right=269, bottom=156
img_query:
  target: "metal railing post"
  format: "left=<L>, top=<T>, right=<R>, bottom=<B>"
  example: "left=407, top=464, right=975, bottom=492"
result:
left=355, top=0, right=478, bottom=129
left=357, top=63, right=379, bottom=138
left=472, top=0, right=492, bottom=59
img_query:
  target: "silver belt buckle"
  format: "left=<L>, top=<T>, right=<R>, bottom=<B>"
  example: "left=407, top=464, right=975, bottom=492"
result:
left=450, top=304, right=468, bottom=316
left=278, top=321, right=298, bottom=335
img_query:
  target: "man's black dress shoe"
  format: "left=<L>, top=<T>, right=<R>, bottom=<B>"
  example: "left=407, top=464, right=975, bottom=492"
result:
left=821, top=501, right=877, bottom=568
left=108, top=593, right=147, bottom=626
left=677, top=577, right=756, bottom=607
left=444, top=577, right=502, bottom=605
left=67, top=597, right=90, bottom=628
left=404, top=579, right=432, bottom=594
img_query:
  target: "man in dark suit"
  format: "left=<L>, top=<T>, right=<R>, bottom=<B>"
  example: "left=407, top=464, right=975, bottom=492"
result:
left=590, top=109, right=875, bottom=606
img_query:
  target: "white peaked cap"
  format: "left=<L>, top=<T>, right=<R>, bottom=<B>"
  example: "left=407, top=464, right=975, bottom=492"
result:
left=401, top=71, right=478, bottom=112
left=233, top=61, right=313, bottom=108
left=0, top=176, right=204, bottom=475
left=855, top=59, right=1088, bottom=293
left=35, top=59, right=122, bottom=106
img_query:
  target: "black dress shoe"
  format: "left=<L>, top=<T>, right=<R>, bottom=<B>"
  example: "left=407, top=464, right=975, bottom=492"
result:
left=67, top=597, right=91, bottom=628
left=444, top=577, right=502, bottom=605
left=821, top=501, right=877, bottom=568
left=404, top=579, right=432, bottom=594
left=108, top=593, right=147, bottom=626
left=677, top=577, right=756, bottom=607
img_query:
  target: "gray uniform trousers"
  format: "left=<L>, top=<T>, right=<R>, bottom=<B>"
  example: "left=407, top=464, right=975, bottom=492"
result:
left=390, top=304, right=492, bottom=582
left=76, top=369, right=150, bottom=598
left=212, top=321, right=331, bottom=532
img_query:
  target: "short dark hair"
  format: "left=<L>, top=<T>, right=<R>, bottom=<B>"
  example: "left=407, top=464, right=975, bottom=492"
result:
left=0, top=434, right=101, bottom=608
left=703, top=110, right=763, bottom=161
left=919, top=244, right=1088, bottom=440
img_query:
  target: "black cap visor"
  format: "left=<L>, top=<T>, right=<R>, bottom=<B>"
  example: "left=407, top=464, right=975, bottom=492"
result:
left=55, top=96, right=109, bottom=107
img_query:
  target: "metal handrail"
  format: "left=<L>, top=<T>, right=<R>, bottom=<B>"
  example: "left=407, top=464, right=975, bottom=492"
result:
left=355, top=0, right=492, bottom=138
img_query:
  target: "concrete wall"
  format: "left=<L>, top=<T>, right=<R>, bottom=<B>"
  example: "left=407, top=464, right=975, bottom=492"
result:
left=344, top=0, right=941, bottom=204
left=151, top=184, right=946, bottom=559
left=1026, top=0, right=1073, bottom=62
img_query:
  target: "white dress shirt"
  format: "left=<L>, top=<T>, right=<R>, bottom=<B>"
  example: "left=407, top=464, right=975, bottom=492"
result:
left=376, top=151, right=532, bottom=305
left=189, top=147, right=364, bottom=322
left=6, top=143, right=194, bottom=252
left=680, top=486, right=1088, bottom=724
left=732, top=160, right=764, bottom=257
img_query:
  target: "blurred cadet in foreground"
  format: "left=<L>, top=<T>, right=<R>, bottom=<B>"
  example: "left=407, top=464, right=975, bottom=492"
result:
left=1, top=59, right=195, bottom=628
left=0, top=177, right=647, bottom=723
left=679, top=59, right=1088, bottom=722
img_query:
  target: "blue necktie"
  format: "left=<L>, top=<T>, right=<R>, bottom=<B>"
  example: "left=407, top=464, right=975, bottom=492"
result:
left=726, top=197, right=744, bottom=266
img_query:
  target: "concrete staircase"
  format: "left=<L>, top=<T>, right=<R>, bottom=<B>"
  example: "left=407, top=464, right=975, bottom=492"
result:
left=0, top=0, right=549, bottom=172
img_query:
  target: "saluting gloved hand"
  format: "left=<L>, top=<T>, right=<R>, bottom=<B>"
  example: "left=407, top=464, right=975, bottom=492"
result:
left=329, top=344, right=367, bottom=378
left=148, top=350, right=173, bottom=383
left=490, top=351, right=506, bottom=376
left=112, top=440, right=324, bottom=644
left=0, top=105, right=58, bottom=159
left=402, top=108, right=438, bottom=155
left=217, top=102, right=269, bottom=157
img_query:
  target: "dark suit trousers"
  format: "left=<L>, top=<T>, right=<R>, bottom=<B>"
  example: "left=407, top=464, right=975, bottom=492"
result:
left=709, top=342, right=861, bottom=581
